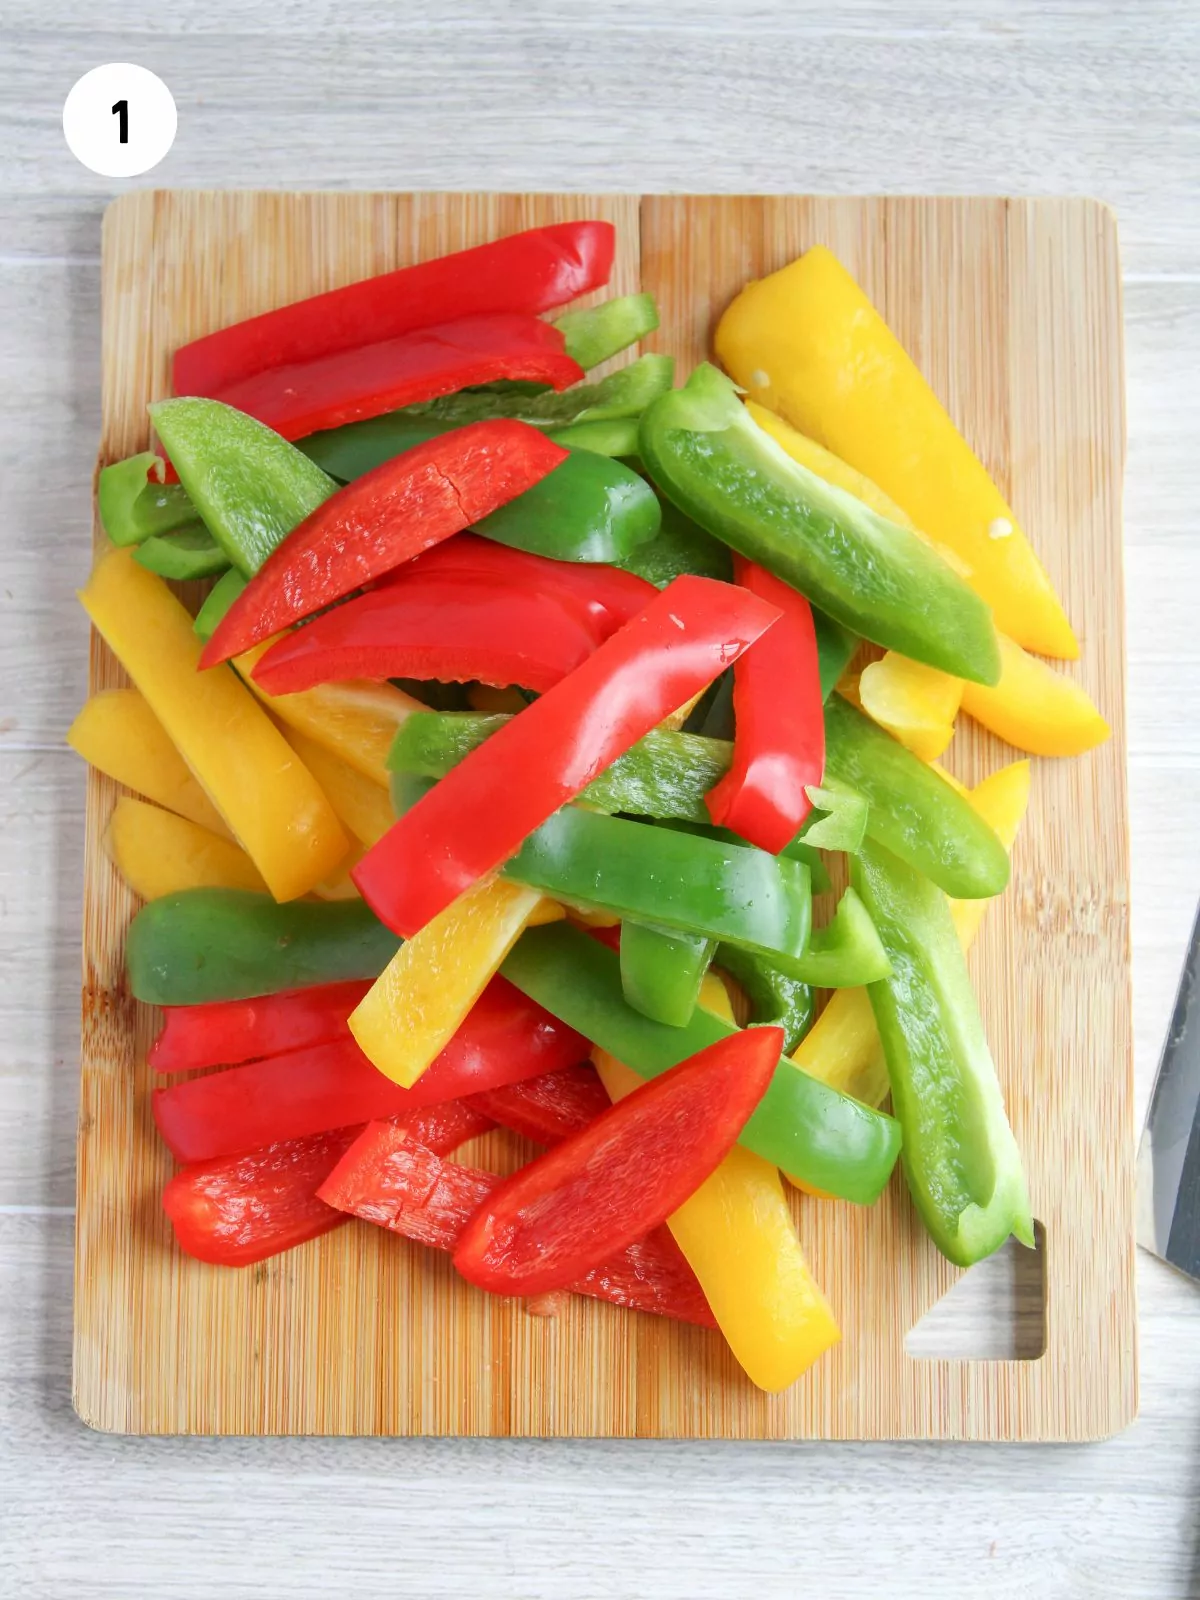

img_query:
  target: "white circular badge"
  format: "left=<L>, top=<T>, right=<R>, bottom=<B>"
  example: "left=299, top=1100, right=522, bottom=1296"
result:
left=63, top=64, right=177, bottom=178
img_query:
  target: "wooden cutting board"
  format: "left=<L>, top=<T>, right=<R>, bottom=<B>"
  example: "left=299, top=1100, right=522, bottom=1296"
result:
left=76, top=190, right=1133, bottom=1440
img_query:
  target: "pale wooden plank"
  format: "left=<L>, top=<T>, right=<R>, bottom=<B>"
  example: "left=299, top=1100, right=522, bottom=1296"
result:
left=1, top=2, right=1198, bottom=272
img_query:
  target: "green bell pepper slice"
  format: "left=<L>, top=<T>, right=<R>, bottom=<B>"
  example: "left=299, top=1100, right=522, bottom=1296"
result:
left=502, top=923, right=901, bottom=1204
left=546, top=416, right=641, bottom=457
left=851, top=840, right=1034, bottom=1266
left=98, top=451, right=196, bottom=547
left=638, top=363, right=1001, bottom=686
left=132, top=523, right=230, bottom=582
left=552, top=293, right=659, bottom=369
left=781, top=887, right=892, bottom=988
left=471, top=449, right=661, bottom=563
left=617, top=500, right=733, bottom=587
left=796, top=783, right=869, bottom=853
left=620, top=920, right=715, bottom=1027
left=150, top=397, right=337, bottom=576
left=659, top=816, right=831, bottom=894
left=714, top=944, right=815, bottom=1054
left=193, top=568, right=248, bottom=641
left=126, top=888, right=400, bottom=1006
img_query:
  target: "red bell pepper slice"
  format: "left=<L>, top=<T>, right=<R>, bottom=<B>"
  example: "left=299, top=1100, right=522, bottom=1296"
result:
left=251, top=575, right=599, bottom=695
left=317, top=1123, right=716, bottom=1328
left=153, top=977, right=587, bottom=1162
left=200, top=420, right=568, bottom=667
left=452, top=1028, right=781, bottom=1296
left=352, top=575, right=783, bottom=936
left=399, top=535, right=656, bottom=645
left=469, top=1063, right=612, bottom=1147
left=174, top=221, right=615, bottom=397
left=705, top=559, right=826, bottom=853
left=209, top=314, right=584, bottom=444
left=162, top=1100, right=493, bottom=1268
left=149, top=980, right=371, bottom=1074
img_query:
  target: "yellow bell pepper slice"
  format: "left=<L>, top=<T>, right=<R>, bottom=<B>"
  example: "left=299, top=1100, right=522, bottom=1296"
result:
left=236, top=642, right=423, bottom=787
left=858, top=654, right=964, bottom=761
left=280, top=731, right=395, bottom=847
left=105, top=795, right=268, bottom=900
left=746, top=401, right=915, bottom=527
left=349, top=878, right=547, bottom=1088
left=80, top=551, right=348, bottom=902
left=960, top=631, right=1111, bottom=757
left=718, top=247, right=1078, bottom=658
left=592, top=973, right=840, bottom=1393
left=788, top=760, right=1032, bottom=1117
left=68, top=688, right=232, bottom=839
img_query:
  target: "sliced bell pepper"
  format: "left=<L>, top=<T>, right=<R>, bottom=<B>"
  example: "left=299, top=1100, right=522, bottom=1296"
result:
left=252, top=576, right=599, bottom=696
left=401, top=535, right=656, bottom=641
left=126, top=889, right=400, bottom=1006
left=79, top=551, right=349, bottom=902
left=106, top=796, right=270, bottom=901
left=349, top=878, right=547, bottom=1087
left=471, top=450, right=661, bottom=564
left=502, top=807, right=812, bottom=962
left=236, top=643, right=422, bottom=788
left=470, top=1063, right=612, bottom=1146
left=712, top=946, right=814, bottom=1053
left=210, top=313, right=585, bottom=443
left=617, top=500, right=734, bottom=587
left=552, top=292, right=659, bottom=369
left=453, top=1028, right=781, bottom=1296
left=194, top=569, right=247, bottom=641
left=149, top=980, right=371, bottom=1073
left=593, top=1047, right=839, bottom=1392
left=547, top=417, right=640, bottom=457
left=620, top=921, right=715, bottom=1027
left=67, top=688, right=231, bottom=838
left=97, top=450, right=196, bottom=547
left=355, top=575, right=782, bottom=937
left=318, top=1123, right=716, bottom=1327
left=705, top=558, right=825, bottom=853
left=959, top=631, right=1110, bottom=756
left=796, top=783, right=869, bottom=853
left=744, top=402, right=915, bottom=525
left=638, top=364, right=1001, bottom=685
left=501, top=923, right=901, bottom=1203
left=783, top=887, right=891, bottom=988
left=132, top=523, right=229, bottom=582
left=153, top=976, right=584, bottom=1162
left=201, top=421, right=568, bottom=667
left=298, top=354, right=674, bottom=480
left=388, top=697, right=1009, bottom=899
left=174, top=221, right=615, bottom=396
left=790, top=760, right=1032, bottom=1114
left=277, top=732, right=394, bottom=847
left=716, top=246, right=1078, bottom=659
left=150, top=398, right=337, bottom=576
left=852, top=839, right=1033, bottom=1266
left=858, top=653, right=964, bottom=763
left=163, top=1101, right=494, bottom=1268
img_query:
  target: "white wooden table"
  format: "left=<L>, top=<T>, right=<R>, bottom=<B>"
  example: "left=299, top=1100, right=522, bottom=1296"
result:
left=2, top=3, right=1198, bottom=1594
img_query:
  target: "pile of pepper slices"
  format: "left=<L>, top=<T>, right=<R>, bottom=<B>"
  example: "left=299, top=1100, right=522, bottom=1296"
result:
left=72, top=222, right=1111, bottom=1393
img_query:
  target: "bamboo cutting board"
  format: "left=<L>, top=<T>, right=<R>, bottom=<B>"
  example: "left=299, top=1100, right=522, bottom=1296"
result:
left=76, top=190, right=1133, bottom=1440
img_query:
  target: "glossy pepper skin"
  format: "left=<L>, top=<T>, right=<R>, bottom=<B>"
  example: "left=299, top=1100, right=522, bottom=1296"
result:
left=162, top=1101, right=493, bottom=1269
left=453, top=1029, right=781, bottom=1297
left=852, top=840, right=1033, bottom=1267
left=354, top=575, right=782, bottom=937
left=175, top=221, right=615, bottom=396
left=638, top=364, right=1001, bottom=686
left=620, top=921, right=715, bottom=1027
left=149, top=981, right=371, bottom=1073
left=714, top=946, right=814, bottom=1054
left=79, top=551, right=349, bottom=903
left=501, top=923, right=902, bottom=1204
left=126, top=890, right=400, bottom=1006
left=706, top=558, right=825, bottom=853
left=211, top=313, right=585, bottom=443
left=318, top=1123, right=716, bottom=1328
left=716, top=246, right=1078, bottom=659
left=105, top=796, right=268, bottom=901
left=201, top=420, right=568, bottom=667
left=472, top=449, right=662, bottom=564
left=782, top=887, right=892, bottom=989
left=97, top=450, right=196, bottom=546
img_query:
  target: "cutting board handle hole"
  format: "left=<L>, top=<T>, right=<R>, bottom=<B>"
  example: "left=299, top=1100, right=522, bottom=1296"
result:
left=905, top=1221, right=1046, bottom=1362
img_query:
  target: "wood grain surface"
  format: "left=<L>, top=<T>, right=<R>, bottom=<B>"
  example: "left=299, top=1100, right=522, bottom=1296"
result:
left=3, top=3, right=1198, bottom=1594
left=74, top=188, right=1132, bottom=1442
